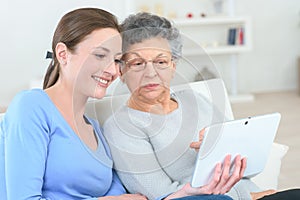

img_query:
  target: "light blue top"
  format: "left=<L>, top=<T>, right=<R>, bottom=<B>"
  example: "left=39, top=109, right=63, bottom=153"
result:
left=0, top=89, right=125, bottom=200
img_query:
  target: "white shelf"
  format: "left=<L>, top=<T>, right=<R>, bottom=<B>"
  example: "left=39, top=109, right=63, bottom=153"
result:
left=175, top=15, right=252, bottom=96
left=183, top=45, right=251, bottom=56
left=173, top=16, right=250, bottom=26
left=177, top=16, right=252, bottom=56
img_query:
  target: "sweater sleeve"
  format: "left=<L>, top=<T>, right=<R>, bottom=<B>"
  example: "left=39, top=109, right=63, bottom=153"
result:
left=103, top=117, right=185, bottom=200
left=2, top=92, right=51, bottom=200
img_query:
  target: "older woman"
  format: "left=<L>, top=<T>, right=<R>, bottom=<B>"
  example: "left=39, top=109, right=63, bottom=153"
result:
left=103, top=12, right=272, bottom=200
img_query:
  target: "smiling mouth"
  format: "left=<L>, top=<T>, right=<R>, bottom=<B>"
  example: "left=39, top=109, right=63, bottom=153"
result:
left=92, top=76, right=109, bottom=85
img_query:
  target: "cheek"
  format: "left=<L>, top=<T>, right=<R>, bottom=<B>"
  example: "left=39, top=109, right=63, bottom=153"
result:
left=73, top=59, right=98, bottom=86
left=125, top=74, right=143, bottom=92
left=81, top=58, right=104, bottom=79
left=159, top=70, right=174, bottom=83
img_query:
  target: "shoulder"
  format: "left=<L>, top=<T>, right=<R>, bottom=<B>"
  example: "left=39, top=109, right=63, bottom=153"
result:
left=172, top=88, right=225, bottom=124
left=172, top=89, right=212, bottom=109
left=4, top=89, right=54, bottom=127
left=103, top=105, right=132, bottom=131
left=8, top=89, right=50, bottom=112
left=103, top=106, right=149, bottom=144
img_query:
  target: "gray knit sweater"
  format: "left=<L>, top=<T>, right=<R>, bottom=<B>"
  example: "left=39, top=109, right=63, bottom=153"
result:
left=103, top=89, right=260, bottom=200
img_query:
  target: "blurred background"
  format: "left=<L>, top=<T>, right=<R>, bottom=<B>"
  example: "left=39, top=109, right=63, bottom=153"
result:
left=0, top=0, right=299, bottom=189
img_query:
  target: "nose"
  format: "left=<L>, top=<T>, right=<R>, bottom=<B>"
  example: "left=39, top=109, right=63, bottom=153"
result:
left=144, top=62, right=157, bottom=77
left=104, top=59, right=118, bottom=76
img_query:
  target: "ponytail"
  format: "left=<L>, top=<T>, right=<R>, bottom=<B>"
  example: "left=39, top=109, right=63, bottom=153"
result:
left=43, top=55, right=59, bottom=89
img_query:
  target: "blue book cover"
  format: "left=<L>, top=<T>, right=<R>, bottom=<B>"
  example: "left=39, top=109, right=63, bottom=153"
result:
left=227, top=28, right=236, bottom=45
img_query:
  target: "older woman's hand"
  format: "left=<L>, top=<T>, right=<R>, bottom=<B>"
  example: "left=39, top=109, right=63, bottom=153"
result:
left=189, top=128, right=205, bottom=151
left=165, top=154, right=246, bottom=199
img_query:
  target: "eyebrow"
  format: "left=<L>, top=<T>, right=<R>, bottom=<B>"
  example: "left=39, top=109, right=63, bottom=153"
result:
left=124, top=52, right=168, bottom=59
left=94, top=46, right=122, bottom=57
left=94, top=46, right=110, bottom=52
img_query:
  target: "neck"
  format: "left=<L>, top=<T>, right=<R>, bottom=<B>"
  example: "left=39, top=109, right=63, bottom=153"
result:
left=45, top=82, right=88, bottom=129
left=128, top=92, right=178, bottom=115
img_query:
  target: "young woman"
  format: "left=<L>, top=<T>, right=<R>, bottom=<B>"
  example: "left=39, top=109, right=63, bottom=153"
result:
left=0, top=8, right=146, bottom=200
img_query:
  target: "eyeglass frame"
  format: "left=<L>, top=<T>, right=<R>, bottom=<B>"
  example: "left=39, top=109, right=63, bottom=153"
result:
left=120, top=53, right=175, bottom=72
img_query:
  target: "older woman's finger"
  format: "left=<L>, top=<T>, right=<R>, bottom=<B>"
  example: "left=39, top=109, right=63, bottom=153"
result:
left=199, top=128, right=205, bottom=140
left=213, top=155, right=232, bottom=194
left=200, top=162, right=223, bottom=194
left=220, top=155, right=243, bottom=193
left=189, top=141, right=201, bottom=150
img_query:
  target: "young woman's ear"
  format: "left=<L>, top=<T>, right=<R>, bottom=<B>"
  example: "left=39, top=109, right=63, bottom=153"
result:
left=56, top=42, right=68, bottom=65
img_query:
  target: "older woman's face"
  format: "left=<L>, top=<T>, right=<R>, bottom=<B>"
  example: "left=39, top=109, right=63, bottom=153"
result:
left=121, top=37, right=176, bottom=101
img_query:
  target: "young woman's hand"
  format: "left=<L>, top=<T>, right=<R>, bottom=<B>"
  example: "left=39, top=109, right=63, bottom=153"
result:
left=250, top=189, right=276, bottom=200
left=99, top=193, right=147, bottom=200
left=165, top=155, right=246, bottom=199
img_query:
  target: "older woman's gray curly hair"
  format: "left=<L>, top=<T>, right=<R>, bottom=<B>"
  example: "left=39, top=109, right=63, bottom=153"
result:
left=121, top=12, right=183, bottom=60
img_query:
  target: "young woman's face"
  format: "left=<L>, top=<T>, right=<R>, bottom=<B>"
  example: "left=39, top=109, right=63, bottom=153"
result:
left=65, top=28, right=122, bottom=99
left=121, top=37, right=176, bottom=102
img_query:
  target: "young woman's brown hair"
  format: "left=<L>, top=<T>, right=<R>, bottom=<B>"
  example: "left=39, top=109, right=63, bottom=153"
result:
left=43, top=7, right=120, bottom=89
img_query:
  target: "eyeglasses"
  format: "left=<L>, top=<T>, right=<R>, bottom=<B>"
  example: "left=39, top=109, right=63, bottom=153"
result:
left=124, top=55, right=173, bottom=72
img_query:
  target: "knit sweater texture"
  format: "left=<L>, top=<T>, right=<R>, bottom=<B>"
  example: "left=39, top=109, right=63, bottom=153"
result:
left=103, top=89, right=260, bottom=200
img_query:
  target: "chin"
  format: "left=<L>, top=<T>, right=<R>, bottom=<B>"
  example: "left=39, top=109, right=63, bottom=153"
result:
left=143, top=92, right=163, bottom=100
left=92, top=89, right=107, bottom=99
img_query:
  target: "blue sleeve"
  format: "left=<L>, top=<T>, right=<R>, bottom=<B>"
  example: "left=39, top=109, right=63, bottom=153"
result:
left=2, top=92, right=51, bottom=200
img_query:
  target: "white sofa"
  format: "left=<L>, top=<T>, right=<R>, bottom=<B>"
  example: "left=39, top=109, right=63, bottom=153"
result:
left=0, top=78, right=288, bottom=190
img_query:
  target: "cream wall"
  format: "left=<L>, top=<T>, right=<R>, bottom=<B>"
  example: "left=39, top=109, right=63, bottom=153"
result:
left=0, top=0, right=126, bottom=107
left=236, top=0, right=300, bottom=93
left=0, top=0, right=299, bottom=107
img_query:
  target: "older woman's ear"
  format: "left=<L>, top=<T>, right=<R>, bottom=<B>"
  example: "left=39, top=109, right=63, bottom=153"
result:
left=171, top=62, right=177, bottom=78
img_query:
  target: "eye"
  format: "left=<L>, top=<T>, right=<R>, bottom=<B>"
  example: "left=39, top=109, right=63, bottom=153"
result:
left=154, top=59, right=168, bottom=65
left=94, top=54, right=106, bottom=59
left=133, top=61, right=143, bottom=66
left=128, top=58, right=145, bottom=67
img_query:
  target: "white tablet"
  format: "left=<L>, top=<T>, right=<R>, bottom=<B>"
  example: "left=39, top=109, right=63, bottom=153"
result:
left=191, top=112, right=281, bottom=187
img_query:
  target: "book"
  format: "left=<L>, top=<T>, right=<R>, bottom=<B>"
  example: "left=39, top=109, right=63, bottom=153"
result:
left=228, top=27, right=245, bottom=45
left=236, top=27, right=244, bottom=45
left=227, top=28, right=236, bottom=45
